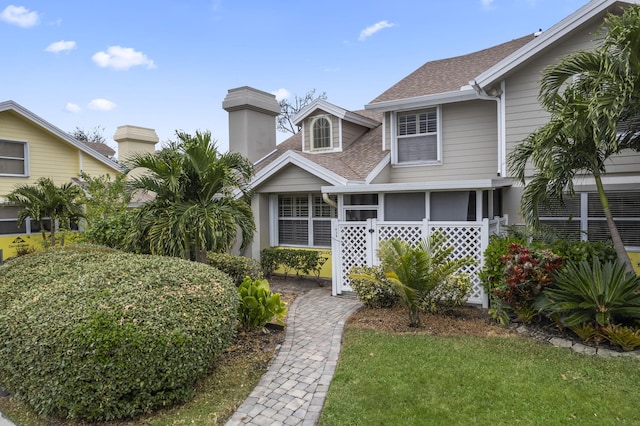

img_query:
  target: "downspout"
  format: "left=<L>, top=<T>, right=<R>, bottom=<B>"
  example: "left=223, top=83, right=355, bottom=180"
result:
left=470, top=80, right=505, bottom=177
left=322, top=192, right=338, bottom=208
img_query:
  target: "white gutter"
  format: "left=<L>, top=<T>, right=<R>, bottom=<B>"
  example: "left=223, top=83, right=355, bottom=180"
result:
left=365, top=88, right=478, bottom=112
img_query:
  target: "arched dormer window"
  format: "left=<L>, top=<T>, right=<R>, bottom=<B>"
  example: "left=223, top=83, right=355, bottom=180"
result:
left=312, top=116, right=331, bottom=149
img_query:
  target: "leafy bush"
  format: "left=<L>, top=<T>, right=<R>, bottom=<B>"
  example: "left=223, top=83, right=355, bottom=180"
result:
left=421, top=274, right=472, bottom=314
left=348, top=266, right=398, bottom=308
left=81, top=209, right=136, bottom=250
left=207, top=252, right=261, bottom=286
left=237, top=277, right=287, bottom=330
left=491, top=243, right=563, bottom=323
left=479, top=234, right=526, bottom=294
left=547, top=240, right=616, bottom=265
left=260, top=248, right=328, bottom=279
left=0, top=245, right=239, bottom=421
left=535, top=258, right=640, bottom=327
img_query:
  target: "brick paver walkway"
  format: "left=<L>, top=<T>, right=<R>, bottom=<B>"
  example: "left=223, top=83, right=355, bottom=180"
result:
left=225, top=287, right=361, bottom=426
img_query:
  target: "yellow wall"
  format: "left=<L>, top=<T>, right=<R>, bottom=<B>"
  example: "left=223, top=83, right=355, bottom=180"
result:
left=0, top=232, right=85, bottom=261
left=271, top=247, right=333, bottom=279
left=630, top=251, right=640, bottom=275
left=0, top=110, right=119, bottom=196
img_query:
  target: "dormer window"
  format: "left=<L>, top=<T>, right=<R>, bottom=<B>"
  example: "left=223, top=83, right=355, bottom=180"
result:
left=312, top=116, right=331, bottom=150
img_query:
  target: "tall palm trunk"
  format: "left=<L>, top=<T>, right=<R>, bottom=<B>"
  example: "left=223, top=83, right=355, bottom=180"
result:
left=595, top=175, right=634, bottom=274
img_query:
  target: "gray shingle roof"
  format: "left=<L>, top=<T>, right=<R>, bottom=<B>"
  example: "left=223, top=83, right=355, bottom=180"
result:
left=369, top=34, right=535, bottom=104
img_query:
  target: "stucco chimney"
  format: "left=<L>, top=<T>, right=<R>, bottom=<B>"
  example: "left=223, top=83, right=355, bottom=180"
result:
left=114, top=125, right=159, bottom=162
left=222, top=86, right=280, bottom=163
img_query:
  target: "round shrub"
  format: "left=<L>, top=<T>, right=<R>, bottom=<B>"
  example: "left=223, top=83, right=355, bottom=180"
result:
left=0, top=245, right=239, bottom=421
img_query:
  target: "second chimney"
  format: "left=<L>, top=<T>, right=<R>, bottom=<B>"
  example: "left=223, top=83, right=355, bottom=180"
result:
left=222, top=86, right=280, bottom=163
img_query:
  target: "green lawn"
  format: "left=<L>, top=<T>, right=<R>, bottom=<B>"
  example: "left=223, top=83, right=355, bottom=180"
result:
left=319, top=329, right=640, bottom=425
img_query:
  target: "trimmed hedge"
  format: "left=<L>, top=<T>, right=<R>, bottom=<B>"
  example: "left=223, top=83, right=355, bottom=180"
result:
left=206, top=252, right=261, bottom=286
left=0, top=245, right=238, bottom=421
left=260, top=248, right=328, bottom=278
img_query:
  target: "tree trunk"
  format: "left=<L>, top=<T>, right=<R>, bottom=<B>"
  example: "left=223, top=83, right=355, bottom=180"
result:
left=595, top=175, right=634, bottom=274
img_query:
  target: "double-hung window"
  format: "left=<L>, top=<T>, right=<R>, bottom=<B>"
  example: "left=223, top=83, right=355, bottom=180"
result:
left=396, top=108, right=438, bottom=164
left=277, top=194, right=336, bottom=247
left=0, top=140, right=28, bottom=176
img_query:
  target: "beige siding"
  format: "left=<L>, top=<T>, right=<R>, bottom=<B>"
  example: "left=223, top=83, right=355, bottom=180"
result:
left=303, top=111, right=340, bottom=151
left=504, top=20, right=639, bottom=176
left=257, top=164, right=330, bottom=193
left=389, top=100, right=499, bottom=183
left=0, top=110, right=120, bottom=197
left=341, top=120, right=368, bottom=149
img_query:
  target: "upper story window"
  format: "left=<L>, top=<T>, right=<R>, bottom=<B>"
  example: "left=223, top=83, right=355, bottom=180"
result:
left=312, top=116, right=331, bottom=150
left=395, top=108, right=439, bottom=164
left=0, top=140, right=28, bottom=176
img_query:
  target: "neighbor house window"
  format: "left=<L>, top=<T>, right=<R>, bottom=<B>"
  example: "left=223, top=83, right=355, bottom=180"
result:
left=312, top=117, right=331, bottom=149
left=396, top=108, right=438, bottom=164
left=539, top=191, right=640, bottom=247
left=0, top=140, right=27, bottom=176
left=278, top=194, right=336, bottom=247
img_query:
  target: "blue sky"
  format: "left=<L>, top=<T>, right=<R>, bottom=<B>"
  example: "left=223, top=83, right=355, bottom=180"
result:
left=1, top=0, right=590, bottom=154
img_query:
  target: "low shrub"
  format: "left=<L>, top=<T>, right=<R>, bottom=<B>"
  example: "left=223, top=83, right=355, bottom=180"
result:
left=260, top=248, right=328, bottom=279
left=535, top=258, right=640, bottom=327
left=0, top=245, right=239, bottom=421
left=348, top=266, right=398, bottom=308
left=81, top=209, right=136, bottom=251
left=420, top=274, right=472, bottom=314
left=237, top=277, right=287, bottom=330
left=547, top=240, right=617, bottom=265
left=207, top=252, right=261, bottom=286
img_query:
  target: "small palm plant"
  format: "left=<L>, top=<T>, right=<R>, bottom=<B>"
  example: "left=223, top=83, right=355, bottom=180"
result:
left=535, top=258, right=640, bottom=327
left=351, top=232, right=475, bottom=327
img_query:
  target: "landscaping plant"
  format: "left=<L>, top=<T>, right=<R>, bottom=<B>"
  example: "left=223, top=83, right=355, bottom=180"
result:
left=0, top=245, right=239, bottom=421
left=420, top=273, right=471, bottom=314
left=237, top=277, right=287, bottom=330
left=535, top=258, right=640, bottom=328
left=348, top=265, right=398, bottom=308
left=207, top=252, right=262, bottom=286
left=490, top=242, right=562, bottom=323
left=351, top=232, right=474, bottom=327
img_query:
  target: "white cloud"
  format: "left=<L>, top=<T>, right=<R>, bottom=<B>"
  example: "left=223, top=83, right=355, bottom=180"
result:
left=65, top=102, right=81, bottom=112
left=359, top=20, right=395, bottom=41
left=92, top=46, right=156, bottom=70
left=0, top=5, right=39, bottom=28
left=45, top=40, right=76, bottom=54
left=481, top=0, right=495, bottom=9
left=88, top=99, right=117, bottom=111
left=271, top=88, right=291, bottom=101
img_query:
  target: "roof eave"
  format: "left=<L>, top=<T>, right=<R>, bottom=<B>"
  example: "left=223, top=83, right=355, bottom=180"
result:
left=365, top=88, right=478, bottom=112
left=321, top=178, right=513, bottom=194
left=250, top=151, right=348, bottom=190
left=473, top=0, right=627, bottom=89
left=0, top=100, right=122, bottom=172
left=293, top=99, right=379, bottom=128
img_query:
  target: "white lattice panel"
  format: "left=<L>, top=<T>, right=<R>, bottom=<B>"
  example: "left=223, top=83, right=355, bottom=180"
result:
left=338, top=224, right=368, bottom=291
left=377, top=224, right=423, bottom=246
left=430, top=224, right=484, bottom=302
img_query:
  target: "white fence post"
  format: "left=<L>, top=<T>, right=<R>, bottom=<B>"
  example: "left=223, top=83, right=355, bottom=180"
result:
left=480, top=218, right=489, bottom=308
left=331, top=218, right=339, bottom=296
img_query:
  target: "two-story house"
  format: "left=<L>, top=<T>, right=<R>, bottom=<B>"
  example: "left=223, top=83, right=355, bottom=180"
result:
left=226, top=0, right=640, bottom=304
left=0, top=101, right=158, bottom=258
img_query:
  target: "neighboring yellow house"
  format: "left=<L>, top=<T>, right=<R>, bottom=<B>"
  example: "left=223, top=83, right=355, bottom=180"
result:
left=0, top=100, right=158, bottom=259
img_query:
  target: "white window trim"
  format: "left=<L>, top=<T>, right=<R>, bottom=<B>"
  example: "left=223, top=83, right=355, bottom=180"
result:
left=0, top=139, right=29, bottom=177
left=391, top=106, right=442, bottom=167
left=271, top=193, right=335, bottom=248
left=310, top=115, right=333, bottom=151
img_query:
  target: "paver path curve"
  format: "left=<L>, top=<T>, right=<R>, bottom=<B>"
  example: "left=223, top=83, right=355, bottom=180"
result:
left=226, top=287, right=361, bottom=426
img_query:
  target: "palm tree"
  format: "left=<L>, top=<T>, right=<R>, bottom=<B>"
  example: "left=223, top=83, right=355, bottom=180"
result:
left=509, top=6, right=640, bottom=274
left=125, top=130, right=255, bottom=262
left=351, top=232, right=474, bottom=327
left=5, top=177, right=83, bottom=246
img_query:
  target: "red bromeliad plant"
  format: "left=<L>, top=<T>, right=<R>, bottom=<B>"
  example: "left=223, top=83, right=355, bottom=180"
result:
left=492, top=243, right=563, bottom=322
